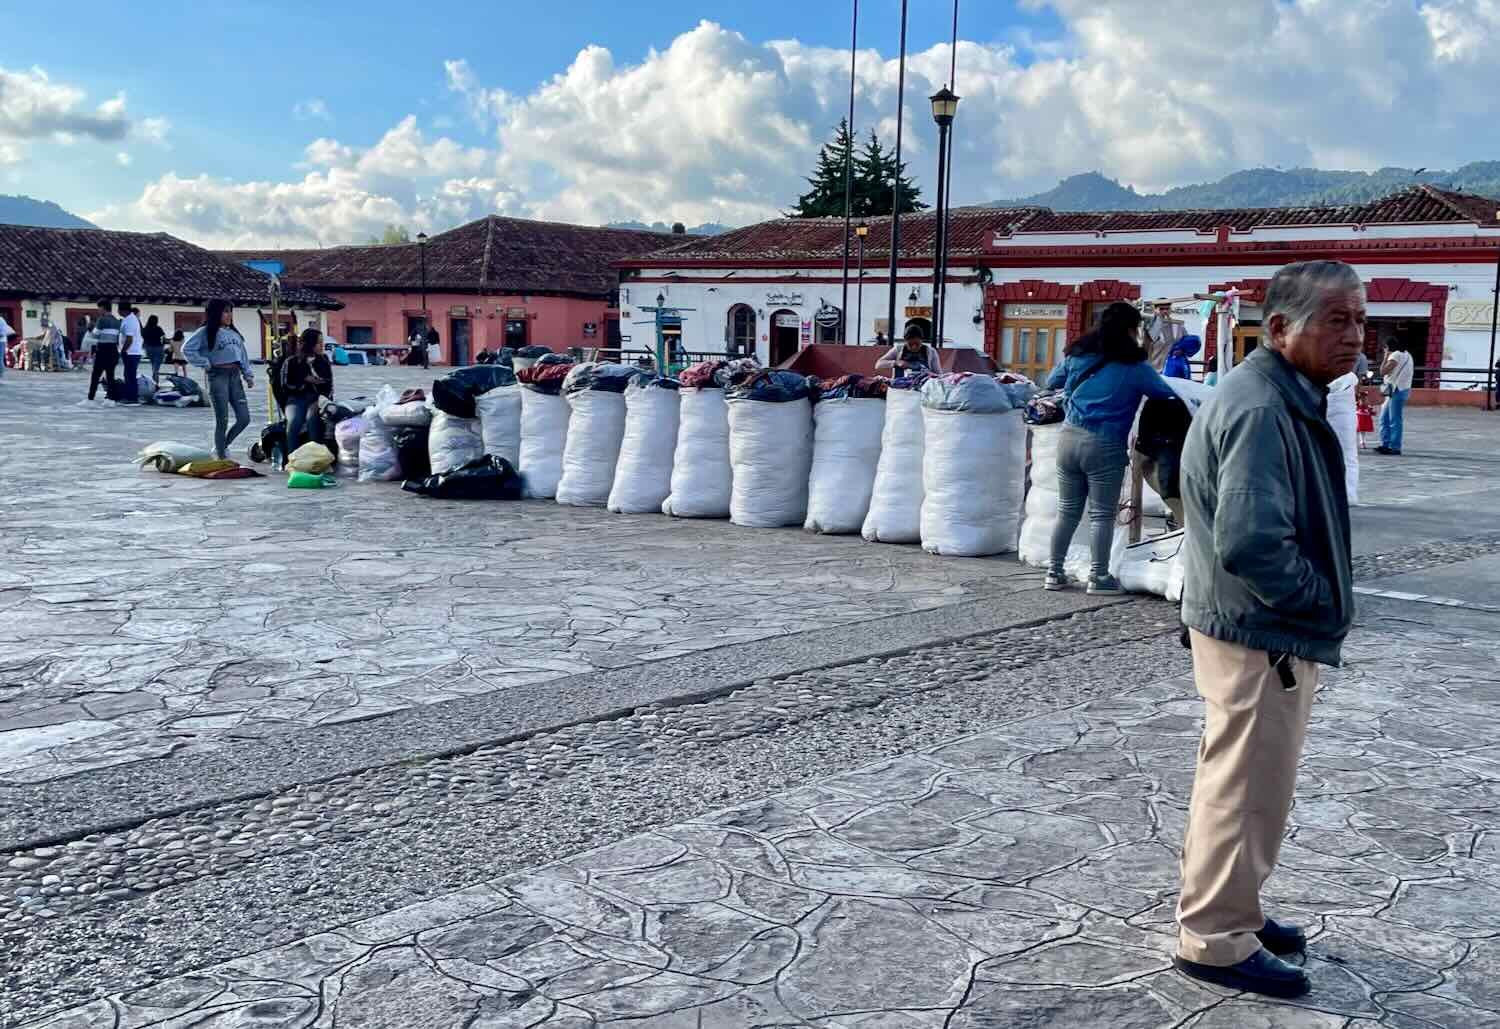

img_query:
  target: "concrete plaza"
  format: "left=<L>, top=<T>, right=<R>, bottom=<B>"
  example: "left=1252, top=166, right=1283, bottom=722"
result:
left=2, top=367, right=1499, bottom=1027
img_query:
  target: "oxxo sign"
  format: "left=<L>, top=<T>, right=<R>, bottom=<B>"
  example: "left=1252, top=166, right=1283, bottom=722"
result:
left=1448, top=300, right=1497, bottom=328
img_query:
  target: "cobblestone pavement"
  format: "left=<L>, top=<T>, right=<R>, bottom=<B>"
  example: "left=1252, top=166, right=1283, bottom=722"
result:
left=23, top=606, right=1500, bottom=1028
left=0, top=370, right=1039, bottom=782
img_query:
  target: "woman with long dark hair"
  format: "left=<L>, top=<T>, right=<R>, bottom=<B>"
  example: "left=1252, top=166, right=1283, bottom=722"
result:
left=1043, top=301, right=1180, bottom=595
left=282, top=328, right=334, bottom=450
left=142, top=314, right=167, bottom=383
left=183, top=299, right=254, bottom=459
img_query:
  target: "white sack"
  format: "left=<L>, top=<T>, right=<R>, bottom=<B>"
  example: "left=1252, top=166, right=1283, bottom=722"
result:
left=555, top=389, right=627, bottom=507
left=1018, top=424, right=1090, bottom=572
left=518, top=389, right=570, bottom=499
left=335, top=416, right=364, bottom=476
left=608, top=381, right=681, bottom=514
left=663, top=388, right=732, bottom=518
left=428, top=411, right=485, bottom=477
left=476, top=384, right=523, bottom=467
left=728, top=397, right=813, bottom=528
left=919, top=407, right=1027, bottom=557
left=862, top=388, right=925, bottom=543
left=805, top=397, right=885, bottom=534
left=1117, top=530, right=1187, bottom=601
left=382, top=400, right=432, bottom=428
left=357, top=413, right=400, bottom=482
left=1327, top=372, right=1360, bottom=506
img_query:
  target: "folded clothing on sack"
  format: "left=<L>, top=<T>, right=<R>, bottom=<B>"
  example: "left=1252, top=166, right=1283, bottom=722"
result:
left=678, top=360, right=726, bottom=388
left=397, top=388, right=426, bottom=405
left=920, top=373, right=1019, bottom=414
left=563, top=362, right=641, bottom=396
left=403, top=456, right=524, bottom=500
left=725, top=369, right=820, bottom=404
left=818, top=374, right=889, bottom=400
left=516, top=354, right=576, bottom=395
left=431, top=366, right=518, bottom=418
left=516, top=345, right=552, bottom=359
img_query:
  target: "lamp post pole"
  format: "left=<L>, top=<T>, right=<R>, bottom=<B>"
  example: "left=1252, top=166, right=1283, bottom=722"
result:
left=838, top=0, right=859, bottom=344
left=417, top=231, right=429, bottom=340
left=928, top=86, right=959, bottom=349
left=885, top=0, right=909, bottom=348
left=855, top=222, right=868, bottom=345
left=1487, top=214, right=1499, bottom=412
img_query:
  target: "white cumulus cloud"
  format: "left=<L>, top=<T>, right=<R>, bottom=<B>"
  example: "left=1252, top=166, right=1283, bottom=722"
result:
left=93, top=3, right=1500, bottom=247
left=0, top=64, right=138, bottom=163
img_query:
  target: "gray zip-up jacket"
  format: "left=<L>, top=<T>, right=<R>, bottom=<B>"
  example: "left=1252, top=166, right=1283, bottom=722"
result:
left=1180, top=345, right=1353, bottom=666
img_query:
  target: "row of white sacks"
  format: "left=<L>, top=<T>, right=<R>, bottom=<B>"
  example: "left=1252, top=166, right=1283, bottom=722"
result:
left=340, top=369, right=1360, bottom=601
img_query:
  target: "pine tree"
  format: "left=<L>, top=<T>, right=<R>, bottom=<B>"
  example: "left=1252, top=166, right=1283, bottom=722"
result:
left=787, top=119, right=857, bottom=218
left=787, top=123, right=927, bottom=219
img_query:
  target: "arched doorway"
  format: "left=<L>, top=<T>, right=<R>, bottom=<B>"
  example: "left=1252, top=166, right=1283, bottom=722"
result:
left=770, top=309, right=800, bottom=365
left=727, top=304, right=756, bottom=357
left=903, top=317, right=932, bottom=343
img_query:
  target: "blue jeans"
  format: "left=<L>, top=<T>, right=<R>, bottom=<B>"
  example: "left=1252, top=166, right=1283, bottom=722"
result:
left=121, top=354, right=141, bottom=402
left=1379, top=388, right=1410, bottom=451
left=285, top=393, right=317, bottom=451
left=207, top=368, right=251, bottom=459
left=1050, top=424, right=1128, bottom=580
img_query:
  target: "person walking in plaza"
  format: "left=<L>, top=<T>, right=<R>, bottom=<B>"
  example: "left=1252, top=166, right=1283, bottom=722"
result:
left=184, top=300, right=255, bottom=460
left=1173, top=260, right=1360, bottom=1000
left=875, top=325, right=941, bottom=375
left=0, top=310, right=13, bottom=381
left=1375, top=341, right=1414, bottom=455
left=1043, top=301, right=1180, bottom=595
left=282, top=328, right=334, bottom=450
left=1145, top=298, right=1186, bottom=371
left=142, top=314, right=167, bottom=383
left=86, top=300, right=121, bottom=402
left=117, top=301, right=143, bottom=404
left=167, top=330, right=189, bottom=377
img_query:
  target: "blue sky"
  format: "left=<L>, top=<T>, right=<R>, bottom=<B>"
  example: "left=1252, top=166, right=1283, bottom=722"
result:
left=3, top=1, right=1495, bottom=246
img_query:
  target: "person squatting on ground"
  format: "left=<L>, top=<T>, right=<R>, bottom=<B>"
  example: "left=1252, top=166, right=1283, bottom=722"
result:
left=282, top=328, right=334, bottom=450
left=86, top=299, right=121, bottom=402
left=1173, top=259, right=1360, bottom=999
left=184, top=300, right=255, bottom=460
left=1043, top=301, right=1179, bottom=596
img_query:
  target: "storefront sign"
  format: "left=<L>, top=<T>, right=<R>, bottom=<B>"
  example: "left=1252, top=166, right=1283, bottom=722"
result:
left=813, top=304, right=842, bottom=328
left=1003, top=303, right=1068, bottom=320
left=773, top=312, right=801, bottom=328
left=766, top=291, right=804, bottom=306
left=449, top=305, right=469, bottom=316
left=905, top=306, right=933, bottom=319
left=1448, top=300, right=1497, bottom=327
left=506, top=306, right=527, bottom=318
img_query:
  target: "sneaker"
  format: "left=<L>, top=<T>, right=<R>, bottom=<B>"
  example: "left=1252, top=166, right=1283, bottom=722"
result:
left=1087, top=574, right=1126, bottom=596
left=1044, top=571, right=1069, bottom=591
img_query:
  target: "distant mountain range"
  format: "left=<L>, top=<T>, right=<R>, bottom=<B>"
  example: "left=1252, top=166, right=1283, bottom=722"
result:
left=606, top=220, right=729, bottom=236
left=0, top=195, right=96, bottom=229
left=1001, top=163, right=1500, bottom=211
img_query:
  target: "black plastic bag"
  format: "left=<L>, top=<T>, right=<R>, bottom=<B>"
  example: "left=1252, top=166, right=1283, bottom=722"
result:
left=432, top=366, right=518, bottom=418
left=724, top=369, right=820, bottom=403
left=402, top=455, right=523, bottom=500
left=562, top=362, right=640, bottom=395
left=517, top=344, right=552, bottom=358
left=391, top=425, right=431, bottom=481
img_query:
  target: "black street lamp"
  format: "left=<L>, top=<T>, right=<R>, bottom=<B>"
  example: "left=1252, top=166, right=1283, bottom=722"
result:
left=855, top=221, right=869, bottom=345
left=929, top=85, right=959, bottom=350
left=885, top=0, right=910, bottom=349
left=417, top=231, right=429, bottom=336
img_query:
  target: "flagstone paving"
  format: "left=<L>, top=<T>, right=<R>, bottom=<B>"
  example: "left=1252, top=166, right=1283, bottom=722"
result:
left=24, top=608, right=1500, bottom=1028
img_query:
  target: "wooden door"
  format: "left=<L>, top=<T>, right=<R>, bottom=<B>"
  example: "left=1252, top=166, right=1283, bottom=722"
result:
left=1000, top=319, right=1067, bottom=382
left=1232, top=325, right=1262, bottom=365
left=450, top=317, right=471, bottom=366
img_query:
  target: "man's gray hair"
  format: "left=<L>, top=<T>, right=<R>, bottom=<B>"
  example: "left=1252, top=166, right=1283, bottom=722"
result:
left=1263, top=260, right=1365, bottom=334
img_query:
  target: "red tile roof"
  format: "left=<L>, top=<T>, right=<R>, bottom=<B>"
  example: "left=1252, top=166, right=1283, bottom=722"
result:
left=0, top=225, right=340, bottom=308
left=627, top=186, right=1500, bottom=264
left=634, top=207, right=1043, bottom=264
left=222, top=217, right=679, bottom=298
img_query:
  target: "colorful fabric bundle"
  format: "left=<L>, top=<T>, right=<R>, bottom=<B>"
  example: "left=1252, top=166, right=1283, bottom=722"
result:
left=516, top=356, right=575, bottom=395
left=818, top=374, right=890, bottom=400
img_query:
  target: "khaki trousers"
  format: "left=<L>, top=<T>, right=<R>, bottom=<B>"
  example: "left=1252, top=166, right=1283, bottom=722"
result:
left=1176, top=630, right=1318, bottom=966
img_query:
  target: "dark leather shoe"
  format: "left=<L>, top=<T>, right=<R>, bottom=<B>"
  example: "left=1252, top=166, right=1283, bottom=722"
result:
left=1174, top=948, right=1310, bottom=998
left=1257, top=917, right=1306, bottom=956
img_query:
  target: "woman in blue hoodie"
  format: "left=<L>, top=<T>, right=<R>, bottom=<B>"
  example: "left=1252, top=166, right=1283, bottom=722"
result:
left=1164, top=334, right=1201, bottom=379
left=1044, top=302, right=1181, bottom=594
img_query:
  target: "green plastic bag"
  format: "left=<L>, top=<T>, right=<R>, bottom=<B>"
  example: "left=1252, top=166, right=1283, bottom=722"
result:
left=287, top=471, right=338, bottom=490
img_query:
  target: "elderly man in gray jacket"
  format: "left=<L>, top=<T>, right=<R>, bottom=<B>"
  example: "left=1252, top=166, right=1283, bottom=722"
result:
left=1173, top=260, right=1362, bottom=999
